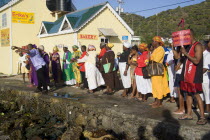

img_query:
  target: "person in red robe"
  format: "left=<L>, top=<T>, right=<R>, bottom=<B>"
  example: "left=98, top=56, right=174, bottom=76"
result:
left=78, top=45, right=88, bottom=89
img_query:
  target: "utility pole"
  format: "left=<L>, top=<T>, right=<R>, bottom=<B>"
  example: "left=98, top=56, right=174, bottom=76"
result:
left=156, top=13, right=159, bottom=36
left=117, top=0, right=124, bottom=16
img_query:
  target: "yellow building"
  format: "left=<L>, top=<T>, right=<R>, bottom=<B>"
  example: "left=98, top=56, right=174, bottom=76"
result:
left=38, top=2, right=134, bottom=60
left=0, top=1, right=134, bottom=75
left=0, top=0, right=56, bottom=75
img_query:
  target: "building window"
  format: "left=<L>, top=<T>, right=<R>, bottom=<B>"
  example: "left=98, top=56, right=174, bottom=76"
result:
left=2, top=13, right=7, bottom=27
left=100, top=37, right=109, bottom=43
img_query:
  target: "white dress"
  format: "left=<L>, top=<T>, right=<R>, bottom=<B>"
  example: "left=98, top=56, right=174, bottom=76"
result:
left=77, top=51, right=105, bottom=90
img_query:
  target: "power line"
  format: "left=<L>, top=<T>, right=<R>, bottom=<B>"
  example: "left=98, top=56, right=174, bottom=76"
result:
left=132, top=0, right=195, bottom=13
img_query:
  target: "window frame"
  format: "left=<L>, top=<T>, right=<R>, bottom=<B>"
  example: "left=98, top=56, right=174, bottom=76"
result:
left=2, top=13, right=7, bottom=27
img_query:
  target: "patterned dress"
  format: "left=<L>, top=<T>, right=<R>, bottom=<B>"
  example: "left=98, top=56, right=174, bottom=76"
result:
left=72, top=51, right=82, bottom=84
left=62, top=51, right=76, bottom=85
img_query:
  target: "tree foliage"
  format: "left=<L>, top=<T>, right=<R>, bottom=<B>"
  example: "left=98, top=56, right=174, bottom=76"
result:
left=121, top=0, right=210, bottom=43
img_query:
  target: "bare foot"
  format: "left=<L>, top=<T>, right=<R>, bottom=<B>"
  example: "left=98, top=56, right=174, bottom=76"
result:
left=173, top=109, right=185, bottom=114
left=121, top=92, right=127, bottom=97
left=149, top=101, right=157, bottom=106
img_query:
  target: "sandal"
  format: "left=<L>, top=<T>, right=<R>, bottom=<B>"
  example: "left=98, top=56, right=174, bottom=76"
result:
left=178, top=115, right=193, bottom=120
left=196, top=117, right=207, bottom=125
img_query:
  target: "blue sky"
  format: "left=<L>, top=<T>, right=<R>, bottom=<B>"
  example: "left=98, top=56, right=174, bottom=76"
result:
left=73, top=0, right=205, bottom=17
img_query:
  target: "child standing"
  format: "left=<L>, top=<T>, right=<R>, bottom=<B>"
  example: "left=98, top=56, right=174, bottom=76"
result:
left=19, top=52, right=29, bottom=83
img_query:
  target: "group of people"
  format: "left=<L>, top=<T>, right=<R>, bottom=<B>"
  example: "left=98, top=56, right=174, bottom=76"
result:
left=13, top=30, right=210, bottom=125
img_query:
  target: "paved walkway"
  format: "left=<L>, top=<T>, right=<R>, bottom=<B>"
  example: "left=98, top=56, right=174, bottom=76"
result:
left=0, top=75, right=210, bottom=133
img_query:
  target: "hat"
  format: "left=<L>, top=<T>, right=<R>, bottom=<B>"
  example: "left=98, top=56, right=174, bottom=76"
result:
left=123, top=42, right=131, bottom=48
left=107, top=43, right=114, bottom=48
left=117, top=52, right=121, bottom=56
left=100, top=42, right=106, bottom=47
left=139, top=43, right=148, bottom=51
left=153, top=36, right=164, bottom=46
left=88, top=45, right=96, bottom=51
left=72, top=45, right=79, bottom=50
left=38, top=45, right=44, bottom=51
left=53, top=46, right=59, bottom=52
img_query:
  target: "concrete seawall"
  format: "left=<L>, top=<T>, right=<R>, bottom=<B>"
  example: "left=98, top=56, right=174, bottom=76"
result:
left=0, top=84, right=210, bottom=140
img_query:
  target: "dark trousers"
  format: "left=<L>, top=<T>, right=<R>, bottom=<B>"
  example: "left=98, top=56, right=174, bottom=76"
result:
left=36, top=65, right=47, bottom=91
left=81, top=71, right=88, bottom=89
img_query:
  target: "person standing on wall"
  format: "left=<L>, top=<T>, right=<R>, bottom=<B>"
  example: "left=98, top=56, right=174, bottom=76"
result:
left=12, top=44, right=48, bottom=94
left=18, top=52, right=30, bottom=83
left=128, top=45, right=139, bottom=99
left=166, top=45, right=177, bottom=103
left=78, top=45, right=88, bottom=90
left=49, top=46, right=62, bottom=86
left=38, top=45, right=50, bottom=89
left=119, top=42, right=131, bottom=97
left=178, top=29, right=206, bottom=125
left=200, top=40, right=210, bottom=118
left=72, top=45, right=82, bottom=88
left=150, top=36, right=170, bottom=108
left=77, top=45, right=105, bottom=93
left=62, top=46, right=76, bottom=86
left=135, top=43, right=152, bottom=102
left=101, top=43, right=120, bottom=95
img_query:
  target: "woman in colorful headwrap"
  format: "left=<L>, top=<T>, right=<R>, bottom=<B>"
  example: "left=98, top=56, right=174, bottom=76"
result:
left=72, top=45, right=82, bottom=88
left=134, top=43, right=152, bottom=102
left=50, top=46, right=62, bottom=86
left=77, top=45, right=105, bottom=93
left=62, top=46, right=76, bottom=85
left=150, top=36, right=170, bottom=108
left=101, top=43, right=120, bottom=95
left=128, top=45, right=139, bottom=99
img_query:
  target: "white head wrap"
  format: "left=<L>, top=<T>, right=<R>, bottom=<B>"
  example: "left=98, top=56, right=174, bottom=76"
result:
left=38, top=45, right=44, bottom=51
left=88, top=45, right=96, bottom=51
left=123, top=42, right=131, bottom=48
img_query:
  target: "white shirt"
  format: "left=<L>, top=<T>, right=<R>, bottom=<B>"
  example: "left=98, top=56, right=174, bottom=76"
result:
left=203, top=50, right=210, bottom=83
left=166, top=50, right=174, bottom=66
left=19, top=54, right=28, bottom=67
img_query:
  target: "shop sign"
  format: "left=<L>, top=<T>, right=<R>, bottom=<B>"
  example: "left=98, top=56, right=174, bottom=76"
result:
left=12, top=11, right=35, bottom=24
left=1, top=28, right=10, bottom=47
left=122, top=36, right=128, bottom=41
left=78, top=34, right=98, bottom=40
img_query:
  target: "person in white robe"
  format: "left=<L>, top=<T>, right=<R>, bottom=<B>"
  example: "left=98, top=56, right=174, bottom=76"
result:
left=77, top=45, right=105, bottom=93
left=200, top=41, right=210, bottom=114
left=166, top=49, right=177, bottom=103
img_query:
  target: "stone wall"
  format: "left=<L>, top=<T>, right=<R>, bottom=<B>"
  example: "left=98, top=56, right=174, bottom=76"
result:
left=0, top=87, right=209, bottom=140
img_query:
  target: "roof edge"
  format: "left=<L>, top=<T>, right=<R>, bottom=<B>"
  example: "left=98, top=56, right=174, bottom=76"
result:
left=66, top=2, right=107, bottom=16
left=0, top=0, right=20, bottom=12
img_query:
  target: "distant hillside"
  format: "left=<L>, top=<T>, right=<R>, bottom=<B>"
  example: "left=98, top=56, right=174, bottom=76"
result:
left=121, top=0, right=210, bottom=43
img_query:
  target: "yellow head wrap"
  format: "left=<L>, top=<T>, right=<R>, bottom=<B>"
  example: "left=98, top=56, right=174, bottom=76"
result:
left=139, top=43, right=148, bottom=51
left=107, top=43, right=114, bottom=48
left=153, top=36, right=164, bottom=46
left=53, top=46, right=59, bottom=52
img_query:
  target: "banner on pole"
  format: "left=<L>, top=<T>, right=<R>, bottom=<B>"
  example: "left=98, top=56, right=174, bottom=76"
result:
left=172, top=29, right=191, bottom=47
